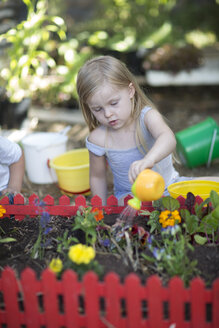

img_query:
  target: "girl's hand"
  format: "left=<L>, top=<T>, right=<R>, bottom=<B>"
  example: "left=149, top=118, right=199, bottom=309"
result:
left=128, top=158, right=154, bottom=184
left=1, top=187, right=19, bottom=195
left=128, top=109, right=176, bottom=184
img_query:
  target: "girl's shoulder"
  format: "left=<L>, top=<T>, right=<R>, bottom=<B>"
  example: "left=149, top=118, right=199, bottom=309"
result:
left=141, top=105, right=157, bottom=116
left=0, top=136, right=22, bottom=163
left=88, top=125, right=106, bottom=148
left=141, top=106, right=160, bottom=124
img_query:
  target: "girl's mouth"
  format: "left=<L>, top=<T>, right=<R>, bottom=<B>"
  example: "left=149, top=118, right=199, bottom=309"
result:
left=109, top=120, right=117, bottom=126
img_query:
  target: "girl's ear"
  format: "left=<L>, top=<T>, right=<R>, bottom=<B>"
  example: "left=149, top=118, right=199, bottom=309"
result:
left=128, top=83, right=135, bottom=99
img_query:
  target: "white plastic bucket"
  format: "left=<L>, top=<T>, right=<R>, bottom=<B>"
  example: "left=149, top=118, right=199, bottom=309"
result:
left=21, top=132, right=68, bottom=184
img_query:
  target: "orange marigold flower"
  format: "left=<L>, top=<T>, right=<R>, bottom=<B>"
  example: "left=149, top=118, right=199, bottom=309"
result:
left=91, top=208, right=104, bottom=221
left=159, top=209, right=181, bottom=228
left=172, top=210, right=181, bottom=223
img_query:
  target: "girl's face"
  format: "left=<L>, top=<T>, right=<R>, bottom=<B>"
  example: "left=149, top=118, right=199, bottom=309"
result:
left=87, top=82, right=135, bottom=129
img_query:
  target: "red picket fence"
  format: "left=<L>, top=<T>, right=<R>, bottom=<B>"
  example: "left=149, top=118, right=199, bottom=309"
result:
left=0, top=193, right=218, bottom=328
left=0, top=268, right=219, bottom=328
left=0, top=193, right=154, bottom=220
left=0, top=193, right=203, bottom=220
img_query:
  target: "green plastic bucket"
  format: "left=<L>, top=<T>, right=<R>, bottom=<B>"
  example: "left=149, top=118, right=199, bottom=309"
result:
left=176, top=117, right=219, bottom=168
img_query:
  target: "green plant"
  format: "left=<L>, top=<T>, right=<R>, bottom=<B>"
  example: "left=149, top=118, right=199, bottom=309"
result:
left=56, top=229, right=79, bottom=256
left=138, top=191, right=219, bottom=285
left=73, top=0, right=219, bottom=55
left=0, top=236, right=16, bottom=243
left=95, top=218, right=150, bottom=272
left=140, top=196, right=198, bottom=285
left=141, top=196, right=181, bottom=233
left=72, top=207, right=105, bottom=246
left=48, top=207, right=105, bottom=278
left=0, top=205, right=16, bottom=243
left=31, top=200, right=52, bottom=259
left=74, top=0, right=177, bottom=53
left=0, top=225, right=16, bottom=243
left=141, top=191, right=219, bottom=245
left=0, top=0, right=66, bottom=102
left=0, top=0, right=93, bottom=105
left=49, top=243, right=103, bottom=279
left=0, top=204, right=15, bottom=242
left=180, top=190, right=219, bottom=245
left=142, top=225, right=198, bottom=286
left=111, top=220, right=149, bottom=250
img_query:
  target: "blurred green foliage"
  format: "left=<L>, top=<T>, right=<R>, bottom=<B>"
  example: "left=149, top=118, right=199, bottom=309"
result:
left=0, top=0, right=92, bottom=104
left=71, top=0, right=219, bottom=51
left=0, top=0, right=218, bottom=105
left=0, top=0, right=65, bottom=102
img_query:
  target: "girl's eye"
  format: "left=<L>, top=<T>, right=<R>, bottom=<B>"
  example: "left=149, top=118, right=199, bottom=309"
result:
left=93, top=107, right=102, bottom=112
left=111, top=101, right=118, bottom=106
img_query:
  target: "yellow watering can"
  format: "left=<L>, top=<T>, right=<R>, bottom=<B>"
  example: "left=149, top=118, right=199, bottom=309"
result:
left=128, top=169, right=165, bottom=210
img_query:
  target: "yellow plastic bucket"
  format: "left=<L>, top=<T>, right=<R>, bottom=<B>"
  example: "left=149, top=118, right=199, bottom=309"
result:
left=50, top=148, right=90, bottom=196
left=168, top=180, right=219, bottom=200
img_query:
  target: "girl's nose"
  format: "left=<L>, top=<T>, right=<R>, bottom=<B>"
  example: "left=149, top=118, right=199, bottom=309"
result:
left=104, top=107, right=112, bottom=118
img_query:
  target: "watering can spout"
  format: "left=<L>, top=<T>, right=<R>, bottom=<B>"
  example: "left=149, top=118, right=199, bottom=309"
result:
left=128, top=169, right=165, bottom=210
left=128, top=197, right=141, bottom=210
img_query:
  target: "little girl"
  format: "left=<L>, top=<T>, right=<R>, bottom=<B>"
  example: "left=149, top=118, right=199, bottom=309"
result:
left=0, top=136, right=25, bottom=197
left=76, top=55, right=218, bottom=205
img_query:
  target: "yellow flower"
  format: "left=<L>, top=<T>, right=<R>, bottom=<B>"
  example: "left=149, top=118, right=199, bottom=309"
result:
left=49, top=258, right=63, bottom=273
left=159, top=210, right=181, bottom=228
left=68, top=244, right=95, bottom=265
left=0, top=205, right=6, bottom=218
left=172, top=210, right=181, bottom=222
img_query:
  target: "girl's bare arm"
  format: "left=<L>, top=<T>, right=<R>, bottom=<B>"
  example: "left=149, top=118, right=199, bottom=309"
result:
left=2, top=150, right=25, bottom=194
left=129, top=109, right=176, bottom=183
left=89, top=151, right=108, bottom=205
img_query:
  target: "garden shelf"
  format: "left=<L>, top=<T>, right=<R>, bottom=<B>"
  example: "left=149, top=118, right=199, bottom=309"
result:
left=0, top=194, right=219, bottom=328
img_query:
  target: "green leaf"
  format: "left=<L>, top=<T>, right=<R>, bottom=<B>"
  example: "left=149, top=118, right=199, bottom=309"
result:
left=141, top=253, right=156, bottom=263
left=198, top=213, right=219, bottom=234
left=51, top=16, right=65, bottom=27
left=194, top=234, right=207, bottom=245
left=180, top=208, right=189, bottom=220
left=22, top=0, right=33, bottom=11
left=181, top=210, right=198, bottom=235
left=31, top=232, right=42, bottom=259
left=212, top=205, right=219, bottom=219
left=162, top=196, right=180, bottom=211
left=194, top=198, right=210, bottom=218
left=140, top=210, right=152, bottom=216
left=210, top=190, right=219, bottom=208
left=147, top=210, right=161, bottom=233
left=0, top=237, right=16, bottom=243
left=153, top=198, right=163, bottom=209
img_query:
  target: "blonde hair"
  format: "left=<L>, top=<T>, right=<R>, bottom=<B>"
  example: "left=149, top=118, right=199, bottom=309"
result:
left=76, top=55, right=156, bottom=153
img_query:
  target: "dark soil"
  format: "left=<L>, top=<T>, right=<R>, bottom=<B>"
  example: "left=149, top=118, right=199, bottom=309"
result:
left=0, top=213, right=219, bottom=286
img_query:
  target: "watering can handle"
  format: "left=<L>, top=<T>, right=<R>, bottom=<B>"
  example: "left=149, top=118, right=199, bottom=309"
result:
left=207, top=128, right=217, bottom=168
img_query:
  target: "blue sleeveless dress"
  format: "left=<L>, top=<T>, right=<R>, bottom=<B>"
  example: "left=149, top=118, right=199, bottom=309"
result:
left=86, top=107, right=180, bottom=200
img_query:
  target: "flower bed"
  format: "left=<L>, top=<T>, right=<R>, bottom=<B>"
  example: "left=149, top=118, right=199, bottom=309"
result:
left=0, top=194, right=219, bottom=328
